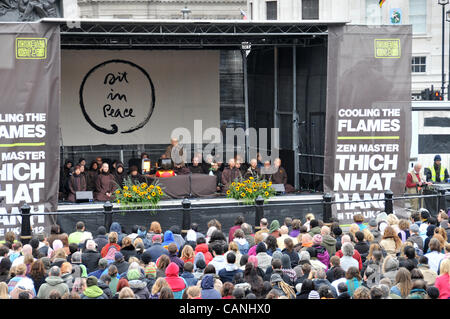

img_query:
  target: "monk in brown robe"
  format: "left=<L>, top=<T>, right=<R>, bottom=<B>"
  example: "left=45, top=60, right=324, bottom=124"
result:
left=271, top=158, right=295, bottom=193
left=221, top=158, right=242, bottom=190
left=67, top=165, right=87, bottom=202
left=95, top=162, right=116, bottom=201
left=244, top=158, right=260, bottom=179
left=164, top=137, right=184, bottom=163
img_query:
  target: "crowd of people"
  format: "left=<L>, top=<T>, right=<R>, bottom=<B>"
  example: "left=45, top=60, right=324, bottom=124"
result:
left=59, top=138, right=295, bottom=202
left=0, top=207, right=449, bottom=300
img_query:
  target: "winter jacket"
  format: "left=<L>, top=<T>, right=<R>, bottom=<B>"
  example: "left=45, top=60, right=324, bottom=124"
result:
left=233, top=238, right=250, bottom=255
left=321, top=235, right=337, bottom=257
left=335, top=249, right=363, bottom=270
left=434, top=273, right=450, bottom=299
left=8, top=275, right=36, bottom=296
left=407, top=288, right=427, bottom=299
left=144, top=243, right=169, bottom=263
left=194, top=245, right=213, bottom=265
left=369, top=228, right=382, bottom=243
left=200, top=275, right=222, bottom=299
left=417, top=264, right=437, bottom=286
left=407, top=234, right=424, bottom=252
left=164, top=262, right=187, bottom=299
left=98, top=280, right=113, bottom=298
left=309, top=226, right=321, bottom=237
left=383, top=257, right=399, bottom=283
left=424, top=251, right=445, bottom=273
left=354, top=241, right=370, bottom=263
left=346, top=278, right=361, bottom=297
left=180, top=272, right=198, bottom=287
left=113, top=260, right=129, bottom=276
left=209, top=255, right=227, bottom=274
left=340, top=256, right=359, bottom=272
left=161, top=231, right=178, bottom=250
left=380, top=238, right=400, bottom=257
left=218, top=263, right=243, bottom=283
left=109, top=222, right=126, bottom=246
left=82, top=285, right=108, bottom=299
left=129, top=279, right=151, bottom=299
left=61, top=273, right=74, bottom=291
left=37, top=276, right=69, bottom=299
left=173, top=234, right=185, bottom=250
left=101, top=243, right=121, bottom=259
left=312, top=245, right=330, bottom=269
left=313, top=279, right=337, bottom=297
left=94, top=235, right=108, bottom=254
left=168, top=253, right=185, bottom=274
left=281, top=249, right=299, bottom=268
left=120, top=245, right=138, bottom=262
left=256, top=252, right=272, bottom=271
left=82, top=249, right=102, bottom=273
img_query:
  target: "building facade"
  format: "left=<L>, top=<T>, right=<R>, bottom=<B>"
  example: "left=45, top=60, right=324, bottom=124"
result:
left=248, top=0, right=450, bottom=98
left=76, top=0, right=247, bottom=20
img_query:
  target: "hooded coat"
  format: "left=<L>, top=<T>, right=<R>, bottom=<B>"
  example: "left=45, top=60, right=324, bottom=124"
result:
left=82, top=284, right=108, bottom=299
left=195, top=244, right=213, bottom=265
left=113, top=163, right=127, bottom=188
left=82, top=249, right=102, bottom=273
left=37, top=276, right=69, bottom=299
left=383, top=257, right=399, bottom=283
left=127, top=269, right=151, bottom=299
left=218, top=263, right=243, bottom=283
left=67, top=172, right=87, bottom=202
left=95, top=171, right=116, bottom=202
left=164, top=262, right=187, bottom=299
left=109, top=222, right=126, bottom=246
left=161, top=231, right=178, bottom=250
left=321, top=235, right=337, bottom=257
left=200, top=274, right=222, bottom=299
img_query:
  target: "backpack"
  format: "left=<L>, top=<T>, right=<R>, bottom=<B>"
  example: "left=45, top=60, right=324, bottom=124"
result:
left=105, top=246, right=118, bottom=261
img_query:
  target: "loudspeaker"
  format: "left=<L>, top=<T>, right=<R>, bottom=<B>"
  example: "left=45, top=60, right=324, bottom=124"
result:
left=76, top=191, right=93, bottom=203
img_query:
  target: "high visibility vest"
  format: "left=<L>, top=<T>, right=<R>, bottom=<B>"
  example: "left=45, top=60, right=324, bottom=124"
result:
left=429, top=166, right=445, bottom=182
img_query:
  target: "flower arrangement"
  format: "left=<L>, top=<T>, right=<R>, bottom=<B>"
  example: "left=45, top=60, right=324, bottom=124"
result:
left=225, top=176, right=276, bottom=204
left=115, top=177, right=165, bottom=210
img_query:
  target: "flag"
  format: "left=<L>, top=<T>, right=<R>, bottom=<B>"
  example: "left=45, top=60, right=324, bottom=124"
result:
left=379, top=0, right=386, bottom=7
left=240, top=9, right=248, bottom=20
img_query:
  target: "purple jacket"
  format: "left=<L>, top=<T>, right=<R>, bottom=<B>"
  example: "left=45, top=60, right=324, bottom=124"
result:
left=169, top=253, right=185, bottom=274
left=313, top=245, right=330, bottom=269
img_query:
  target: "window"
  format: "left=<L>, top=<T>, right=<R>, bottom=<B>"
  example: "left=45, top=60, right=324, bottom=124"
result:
left=412, top=56, right=426, bottom=73
left=266, top=1, right=277, bottom=20
left=302, top=0, right=319, bottom=20
left=366, top=0, right=382, bottom=25
left=409, top=0, right=427, bottom=34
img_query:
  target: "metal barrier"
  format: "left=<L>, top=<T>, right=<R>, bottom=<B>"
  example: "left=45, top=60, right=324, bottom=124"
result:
left=12, top=188, right=450, bottom=242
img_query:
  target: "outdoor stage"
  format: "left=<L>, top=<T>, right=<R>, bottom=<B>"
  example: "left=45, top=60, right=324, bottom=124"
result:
left=55, top=192, right=324, bottom=235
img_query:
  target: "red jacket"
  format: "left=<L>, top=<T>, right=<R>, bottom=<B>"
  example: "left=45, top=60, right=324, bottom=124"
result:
left=194, top=243, right=213, bottom=265
left=165, top=262, right=186, bottom=292
left=335, top=249, right=363, bottom=270
left=406, top=172, right=421, bottom=189
left=435, top=273, right=450, bottom=299
left=101, top=243, right=121, bottom=258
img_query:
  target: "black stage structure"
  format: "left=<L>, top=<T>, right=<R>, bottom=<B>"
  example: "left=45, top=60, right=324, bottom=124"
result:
left=43, top=18, right=348, bottom=233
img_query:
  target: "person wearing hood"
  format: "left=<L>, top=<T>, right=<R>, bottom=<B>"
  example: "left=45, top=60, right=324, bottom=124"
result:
left=37, top=266, right=69, bottom=299
left=308, top=219, right=321, bottom=237
left=232, top=229, right=249, bottom=255
left=169, top=226, right=186, bottom=249
left=218, top=252, right=243, bottom=283
left=280, top=254, right=297, bottom=284
left=209, top=243, right=227, bottom=274
left=164, top=262, right=187, bottom=299
left=255, top=242, right=272, bottom=272
left=94, top=226, right=109, bottom=252
left=161, top=230, right=178, bottom=250
left=306, top=248, right=327, bottom=272
left=194, top=238, right=212, bottom=266
left=112, top=252, right=129, bottom=276
left=320, top=226, right=337, bottom=257
left=67, top=165, right=87, bottom=202
left=127, top=268, right=150, bottom=299
left=193, top=254, right=206, bottom=280
left=70, top=251, right=88, bottom=279
left=81, top=276, right=108, bottom=299
left=382, top=255, right=400, bottom=283
left=81, top=240, right=101, bottom=273
left=113, top=162, right=126, bottom=188
left=185, top=229, right=197, bottom=250
left=200, top=274, right=221, bottom=299
left=110, top=222, right=126, bottom=246
left=95, top=162, right=116, bottom=202
left=269, top=220, right=281, bottom=238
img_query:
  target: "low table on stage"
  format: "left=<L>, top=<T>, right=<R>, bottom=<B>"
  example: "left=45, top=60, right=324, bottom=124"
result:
left=154, top=174, right=217, bottom=199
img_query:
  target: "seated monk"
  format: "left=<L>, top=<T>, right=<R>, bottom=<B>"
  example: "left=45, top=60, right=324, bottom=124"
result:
left=260, top=160, right=273, bottom=181
left=221, top=158, right=242, bottom=190
left=244, top=158, right=260, bottom=179
left=189, top=156, right=204, bottom=174
left=271, top=158, right=295, bottom=193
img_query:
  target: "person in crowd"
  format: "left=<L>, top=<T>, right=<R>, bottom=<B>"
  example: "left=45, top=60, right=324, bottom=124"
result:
left=82, top=276, right=108, bottom=299
left=380, top=226, right=402, bottom=257
left=390, top=267, right=413, bottom=299
left=425, top=238, right=445, bottom=273
left=345, top=266, right=362, bottom=297
left=228, top=216, right=245, bottom=242
left=218, top=252, right=243, bottom=284
left=120, top=237, right=138, bottom=262
left=405, top=163, right=431, bottom=211
left=354, top=231, right=370, bottom=263
left=95, top=162, right=116, bottom=202
left=180, top=262, right=197, bottom=287
left=189, top=156, right=204, bottom=174
left=37, top=266, right=69, bottom=299
left=233, top=230, right=249, bottom=255
left=434, top=257, right=450, bottom=299
left=200, top=274, right=221, bottom=299
left=163, top=137, right=184, bottom=163
left=425, top=155, right=449, bottom=183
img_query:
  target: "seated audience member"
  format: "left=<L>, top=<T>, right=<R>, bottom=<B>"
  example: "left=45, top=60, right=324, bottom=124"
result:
left=270, top=158, right=295, bottom=193
left=189, top=157, right=204, bottom=174
left=221, top=158, right=242, bottom=190
left=95, top=162, right=116, bottom=202
left=244, top=158, right=260, bottom=179
left=67, top=165, right=87, bottom=202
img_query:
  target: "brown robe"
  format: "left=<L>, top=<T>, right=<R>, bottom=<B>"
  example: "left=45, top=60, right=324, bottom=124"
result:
left=221, top=167, right=242, bottom=189
left=244, top=167, right=260, bottom=180
left=175, top=166, right=191, bottom=175
left=95, top=172, right=116, bottom=201
left=271, top=166, right=295, bottom=193
left=164, top=144, right=184, bottom=162
left=67, top=173, right=87, bottom=202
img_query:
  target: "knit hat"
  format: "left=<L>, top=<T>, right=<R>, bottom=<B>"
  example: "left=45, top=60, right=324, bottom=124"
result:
left=256, top=242, right=267, bottom=254
left=144, top=263, right=157, bottom=278
left=368, top=219, right=377, bottom=227
left=114, top=252, right=124, bottom=262
left=71, top=252, right=82, bottom=264
left=86, top=240, right=96, bottom=251
left=434, top=155, right=442, bottom=162
left=140, top=251, right=152, bottom=265
left=409, top=224, right=420, bottom=234
left=152, top=234, right=162, bottom=242
left=269, top=220, right=280, bottom=233
left=270, top=273, right=283, bottom=284
left=98, top=258, right=108, bottom=269
left=127, top=269, right=141, bottom=281
left=86, top=276, right=98, bottom=287
left=312, top=234, right=323, bottom=245
left=272, top=251, right=283, bottom=261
